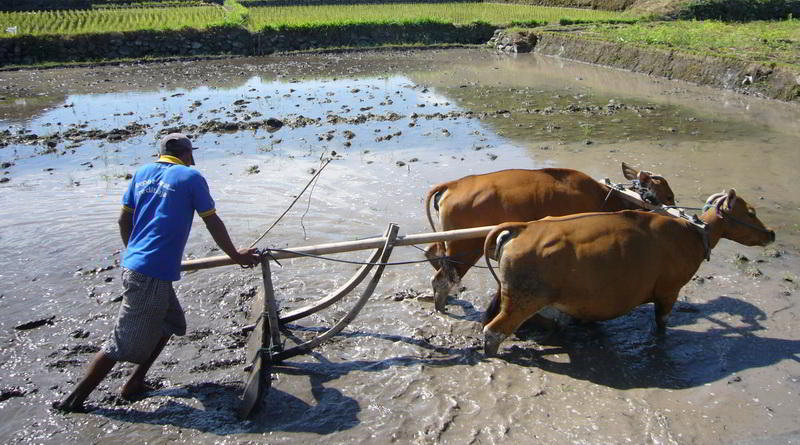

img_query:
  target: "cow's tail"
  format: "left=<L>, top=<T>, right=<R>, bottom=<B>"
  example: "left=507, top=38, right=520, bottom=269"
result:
left=483, top=223, right=518, bottom=326
left=483, top=223, right=517, bottom=286
left=425, top=183, right=448, bottom=232
left=425, top=183, right=449, bottom=258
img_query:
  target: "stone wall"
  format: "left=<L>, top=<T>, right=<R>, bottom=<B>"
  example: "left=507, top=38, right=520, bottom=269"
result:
left=0, top=22, right=494, bottom=66
left=486, top=29, right=537, bottom=53
left=0, top=27, right=252, bottom=65
left=0, top=0, right=91, bottom=11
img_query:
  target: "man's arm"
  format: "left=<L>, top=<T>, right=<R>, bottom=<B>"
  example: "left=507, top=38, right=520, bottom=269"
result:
left=202, top=213, right=260, bottom=266
left=118, top=209, right=133, bottom=247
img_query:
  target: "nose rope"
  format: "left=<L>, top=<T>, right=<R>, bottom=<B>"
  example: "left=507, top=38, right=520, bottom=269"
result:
left=698, top=200, right=774, bottom=235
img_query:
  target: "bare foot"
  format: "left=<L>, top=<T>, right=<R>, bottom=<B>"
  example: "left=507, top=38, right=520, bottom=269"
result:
left=120, top=380, right=157, bottom=401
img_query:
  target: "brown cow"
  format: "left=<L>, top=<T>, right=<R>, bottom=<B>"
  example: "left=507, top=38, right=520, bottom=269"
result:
left=481, top=189, right=775, bottom=356
left=424, top=163, right=675, bottom=312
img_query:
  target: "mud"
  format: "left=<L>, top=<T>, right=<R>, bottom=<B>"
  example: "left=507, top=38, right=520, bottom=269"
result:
left=1, top=48, right=799, bottom=444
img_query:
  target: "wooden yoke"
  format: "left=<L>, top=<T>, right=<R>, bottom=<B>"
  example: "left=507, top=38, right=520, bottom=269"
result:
left=601, top=178, right=682, bottom=218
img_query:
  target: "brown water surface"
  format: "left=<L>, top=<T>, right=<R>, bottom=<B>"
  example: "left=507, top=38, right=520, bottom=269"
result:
left=1, top=49, right=799, bottom=444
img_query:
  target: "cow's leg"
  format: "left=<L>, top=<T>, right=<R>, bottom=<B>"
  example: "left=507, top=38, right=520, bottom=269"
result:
left=433, top=239, right=483, bottom=312
left=518, top=311, right=562, bottom=332
left=482, top=289, right=501, bottom=326
left=483, top=292, right=546, bottom=356
left=654, top=291, right=680, bottom=332
left=424, top=242, right=445, bottom=271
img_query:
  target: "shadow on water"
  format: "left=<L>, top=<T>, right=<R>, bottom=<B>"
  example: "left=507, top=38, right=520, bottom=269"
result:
left=502, top=296, right=800, bottom=390
left=277, top=295, right=800, bottom=392
left=92, top=383, right=247, bottom=435
left=92, top=379, right=362, bottom=435
left=88, top=296, right=799, bottom=433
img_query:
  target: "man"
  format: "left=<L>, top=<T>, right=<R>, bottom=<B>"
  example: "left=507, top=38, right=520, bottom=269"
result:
left=53, top=133, right=260, bottom=413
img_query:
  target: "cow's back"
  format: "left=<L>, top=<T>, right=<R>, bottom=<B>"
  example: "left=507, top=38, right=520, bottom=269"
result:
left=438, top=168, right=609, bottom=230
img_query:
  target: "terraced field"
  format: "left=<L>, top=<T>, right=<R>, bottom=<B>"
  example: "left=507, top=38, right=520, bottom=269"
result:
left=0, top=1, right=632, bottom=36
left=0, top=6, right=228, bottom=35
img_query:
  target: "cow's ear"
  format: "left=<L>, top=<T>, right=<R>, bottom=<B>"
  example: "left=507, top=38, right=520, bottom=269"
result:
left=726, top=189, right=737, bottom=210
left=637, top=170, right=652, bottom=186
left=621, top=162, right=638, bottom=180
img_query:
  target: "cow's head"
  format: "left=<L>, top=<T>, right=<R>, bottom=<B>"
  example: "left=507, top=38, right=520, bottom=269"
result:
left=621, top=162, right=676, bottom=206
left=704, top=189, right=775, bottom=246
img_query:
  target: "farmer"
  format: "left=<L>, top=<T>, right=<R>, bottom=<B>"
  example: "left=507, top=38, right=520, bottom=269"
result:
left=53, top=133, right=260, bottom=413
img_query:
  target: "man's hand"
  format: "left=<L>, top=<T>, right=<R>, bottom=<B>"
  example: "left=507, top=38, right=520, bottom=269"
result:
left=232, top=247, right=261, bottom=267
left=203, top=214, right=260, bottom=268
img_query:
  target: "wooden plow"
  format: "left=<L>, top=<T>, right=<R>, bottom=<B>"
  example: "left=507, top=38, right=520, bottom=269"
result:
left=181, top=223, right=498, bottom=419
left=178, top=178, right=683, bottom=419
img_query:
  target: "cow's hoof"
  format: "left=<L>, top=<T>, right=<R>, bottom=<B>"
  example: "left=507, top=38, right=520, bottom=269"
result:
left=483, top=329, right=507, bottom=357
left=434, top=293, right=448, bottom=312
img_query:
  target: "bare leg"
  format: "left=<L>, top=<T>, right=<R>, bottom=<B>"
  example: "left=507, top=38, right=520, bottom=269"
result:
left=121, top=335, right=170, bottom=400
left=52, top=351, right=117, bottom=413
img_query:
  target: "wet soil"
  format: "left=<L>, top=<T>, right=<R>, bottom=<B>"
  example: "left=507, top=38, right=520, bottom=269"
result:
left=1, top=48, right=799, bottom=444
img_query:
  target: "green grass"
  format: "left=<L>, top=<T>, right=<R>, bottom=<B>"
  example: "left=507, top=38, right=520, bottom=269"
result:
left=0, top=6, right=227, bottom=35
left=585, top=19, right=800, bottom=67
left=247, top=3, right=632, bottom=28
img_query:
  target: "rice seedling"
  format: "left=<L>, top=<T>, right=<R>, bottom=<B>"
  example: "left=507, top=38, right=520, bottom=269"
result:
left=0, top=6, right=227, bottom=36
left=1, top=2, right=633, bottom=37
left=247, top=3, right=633, bottom=29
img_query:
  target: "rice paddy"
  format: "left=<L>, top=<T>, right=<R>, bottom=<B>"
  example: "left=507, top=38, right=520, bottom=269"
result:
left=0, top=2, right=632, bottom=37
left=0, top=6, right=228, bottom=35
left=247, top=3, right=632, bottom=29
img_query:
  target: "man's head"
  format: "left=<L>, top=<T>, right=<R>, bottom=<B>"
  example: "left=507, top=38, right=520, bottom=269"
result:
left=159, top=133, right=196, bottom=166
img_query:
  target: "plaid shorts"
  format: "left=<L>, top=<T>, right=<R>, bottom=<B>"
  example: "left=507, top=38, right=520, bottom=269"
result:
left=102, top=268, right=186, bottom=364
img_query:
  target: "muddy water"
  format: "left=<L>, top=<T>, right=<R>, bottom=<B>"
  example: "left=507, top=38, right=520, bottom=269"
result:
left=1, top=49, right=799, bottom=444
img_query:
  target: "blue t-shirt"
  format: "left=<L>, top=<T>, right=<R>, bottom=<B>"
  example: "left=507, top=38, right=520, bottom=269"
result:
left=121, top=155, right=216, bottom=281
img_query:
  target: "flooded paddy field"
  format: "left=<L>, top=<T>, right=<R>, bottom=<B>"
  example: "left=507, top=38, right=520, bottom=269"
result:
left=1, top=48, right=799, bottom=444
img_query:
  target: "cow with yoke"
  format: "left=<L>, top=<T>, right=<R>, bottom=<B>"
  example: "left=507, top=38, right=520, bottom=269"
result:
left=424, top=163, right=676, bottom=312
left=481, top=189, right=775, bottom=357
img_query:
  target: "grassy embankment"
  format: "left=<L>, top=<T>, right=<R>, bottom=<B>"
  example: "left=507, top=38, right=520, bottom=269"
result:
left=584, top=19, right=800, bottom=69
left=559, top=0, right=800, bottom=70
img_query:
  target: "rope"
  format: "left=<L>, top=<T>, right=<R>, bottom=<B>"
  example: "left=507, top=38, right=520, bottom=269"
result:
left=407, top=243, right=491, bottom=269
left=663, top=205, right=704, bottom=211
left=262, top=246, right=490, bottom=268
left=249, top=158, right=332, bottom=249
